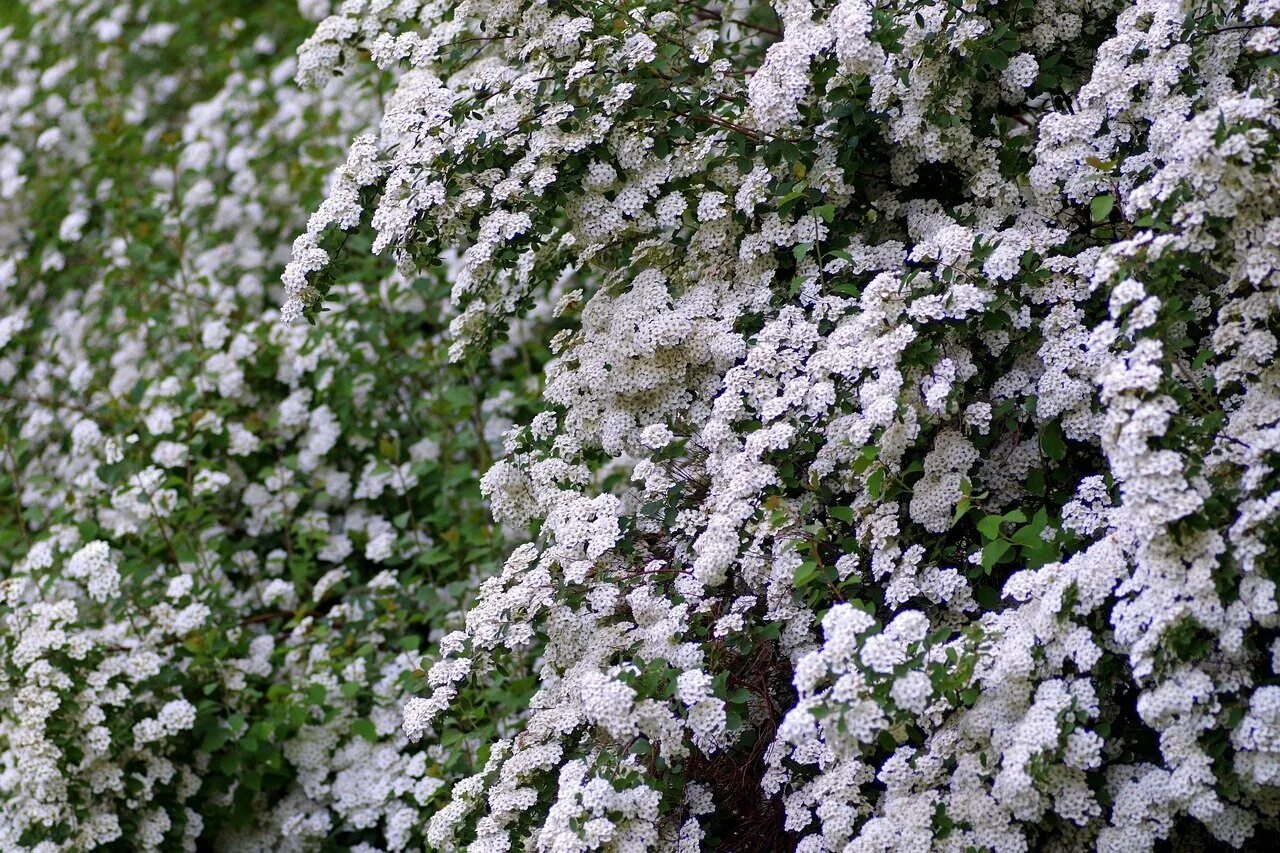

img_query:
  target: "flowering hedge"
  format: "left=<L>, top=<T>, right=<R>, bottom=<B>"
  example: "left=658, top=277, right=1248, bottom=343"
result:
left=4, top=0, right=1280, bottom=850
left=0, top=1, right=543, bottom=849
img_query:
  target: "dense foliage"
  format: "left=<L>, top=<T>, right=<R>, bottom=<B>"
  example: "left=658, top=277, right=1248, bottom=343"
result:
left=0, top=1, right=544, bottom=849
left=3, top=0, right=1280, bottom=850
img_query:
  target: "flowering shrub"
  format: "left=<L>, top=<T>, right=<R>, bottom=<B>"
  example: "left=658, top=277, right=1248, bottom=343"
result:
left=4, top=0, right=1280, bottom=849
left=0, top=1, right=546, bottom=849
left=283, top=0, right=1280, bottom=849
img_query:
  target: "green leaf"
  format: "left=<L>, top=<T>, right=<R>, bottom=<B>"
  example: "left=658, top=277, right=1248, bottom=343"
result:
left=201, top=727, right=231, bottom=751
left=981, top=49, right=1008, bottom=70
left=1090, top=193, right=1115, bottom=224
left=974, top=585, right=1000, bottom=610
left=352, top=719, right=378, bottom=742
left=977, top=514, right=1004, bottom=541
left=1011, top=509, right=1050, bottom=549
left=1040, top=420, right=1067, bottom=461
left=981, top=539, right=1013, bottom=572
left=866, top=468, right=885, bottom=499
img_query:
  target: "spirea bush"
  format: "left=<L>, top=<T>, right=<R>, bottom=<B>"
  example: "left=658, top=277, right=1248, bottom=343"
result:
left=4, top=0, right=1280, bottom=850
left=0, top=1, right=548, bottom=849
left=283, top=0, right=1280, bottom=849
